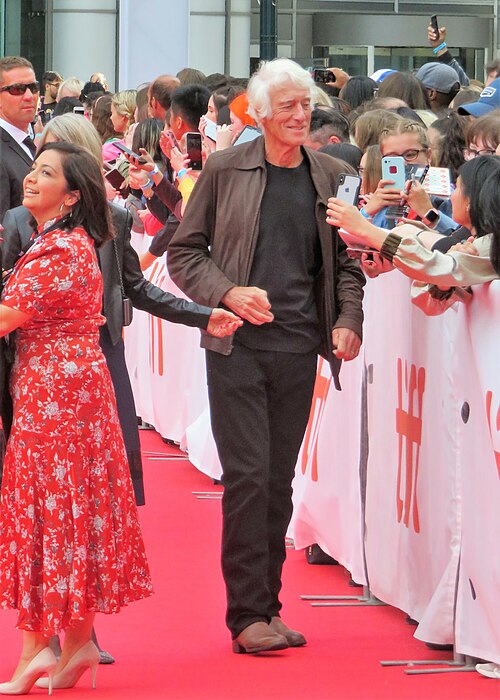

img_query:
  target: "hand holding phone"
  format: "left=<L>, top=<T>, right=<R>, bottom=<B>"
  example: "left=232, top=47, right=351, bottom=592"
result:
left=114, top=142, right=148, bottom=165
left=428, top=15, right=445, bottom=47
left=202, top=117, right=218, bottom=143
left=381, top=156, right=406, bottom=191
left=313, top=68, right=335, bottom=84
left=104, top=167, right=126, bottom=190
left=335, top=173, right=362, bottom=206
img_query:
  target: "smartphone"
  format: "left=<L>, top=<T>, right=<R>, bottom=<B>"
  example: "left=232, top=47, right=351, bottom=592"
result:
left=73, top=106, right=85, bottom=115
left=313, top=69, right=335, bottom=84
left=104, top=167, right=126, bottom=190
left=185, top=132, right=203, bottom=170
left=204, top=118, right=218, bottom=142
left=430, top=15, right=439, bottom=39
left=346, top=247, right=376, bottom=261
left=335, top=173, right=362, bottom=206
left=232, top=125, right=262, bottom=147
left=114, top=142, right=147, bottom=165
left=381, top=156, right=406, bottom=191
left=405, top=164, right=429, bottom=183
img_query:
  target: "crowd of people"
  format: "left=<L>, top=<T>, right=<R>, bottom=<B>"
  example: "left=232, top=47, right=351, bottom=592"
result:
left=0, top=16, right=499, bottom=694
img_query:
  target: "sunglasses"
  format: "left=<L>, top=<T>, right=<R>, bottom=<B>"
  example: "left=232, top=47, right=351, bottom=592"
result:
left=0, top=82, right=40, bottom=96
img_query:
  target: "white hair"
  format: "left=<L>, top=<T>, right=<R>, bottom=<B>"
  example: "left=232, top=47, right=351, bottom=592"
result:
left=57, top=77, right=84, bottom=101
left=247, top=58, right=315, bottom=124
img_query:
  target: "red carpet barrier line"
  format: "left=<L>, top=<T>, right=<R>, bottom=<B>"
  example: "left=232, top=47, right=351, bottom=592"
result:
left=123, top=234, right=500, bottom=667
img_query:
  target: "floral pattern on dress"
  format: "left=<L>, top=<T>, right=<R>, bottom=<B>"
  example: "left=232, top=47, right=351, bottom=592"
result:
left=0, top=225, right=153, bottom=636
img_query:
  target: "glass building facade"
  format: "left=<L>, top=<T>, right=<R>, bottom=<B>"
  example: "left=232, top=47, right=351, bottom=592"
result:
left=1, top=0, right=498, bottom=87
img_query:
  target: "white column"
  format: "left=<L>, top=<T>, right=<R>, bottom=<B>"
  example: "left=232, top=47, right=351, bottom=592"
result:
left=51, top=0, right=117, bottom=90
left=118, top=0, right=189, bottom=90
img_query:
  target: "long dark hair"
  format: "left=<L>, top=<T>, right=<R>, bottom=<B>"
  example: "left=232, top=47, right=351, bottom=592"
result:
left=477, top=166, right=500, bottom=275
left=430, top=112, right=468, bottom=183
left=36, top=141, right=114, bottom=247
left=339, top=76, right=377, bottom=110
left=377, top=72, right=431, bottom=110
left=458, top=156, right=500, bottom=238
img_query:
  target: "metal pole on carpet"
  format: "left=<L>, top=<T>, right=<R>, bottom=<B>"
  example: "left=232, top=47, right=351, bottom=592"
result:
left=381, top=651, right=480, bottom=675
left=300, top=588, right=387, bottom=607
left=299, top=365, right=382, bottom=609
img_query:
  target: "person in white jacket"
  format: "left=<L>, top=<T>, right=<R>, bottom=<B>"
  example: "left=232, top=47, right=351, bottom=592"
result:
left=326, top=157, right=500, bottom=315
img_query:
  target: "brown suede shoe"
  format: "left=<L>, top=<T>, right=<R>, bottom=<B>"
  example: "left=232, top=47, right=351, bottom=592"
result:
left=232, top=621, right=289, bottom=654
left=270, top=617, right=307, bottom=647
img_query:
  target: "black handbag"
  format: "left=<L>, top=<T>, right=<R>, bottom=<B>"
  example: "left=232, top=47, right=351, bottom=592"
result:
left=305, top=544, right=338, bottom=565
left=113, top=239, right=133, bottom=327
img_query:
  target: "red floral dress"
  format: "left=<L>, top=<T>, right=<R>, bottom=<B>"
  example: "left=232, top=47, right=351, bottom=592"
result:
left=0, top=223, right=153, bottom=636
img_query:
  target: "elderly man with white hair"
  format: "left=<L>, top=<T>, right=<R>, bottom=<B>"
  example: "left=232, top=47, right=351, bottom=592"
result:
left=168, top=58, right=365, bottom=654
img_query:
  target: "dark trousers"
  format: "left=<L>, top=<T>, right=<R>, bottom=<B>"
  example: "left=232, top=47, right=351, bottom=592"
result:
left=206, top=342, right=317, bottom=638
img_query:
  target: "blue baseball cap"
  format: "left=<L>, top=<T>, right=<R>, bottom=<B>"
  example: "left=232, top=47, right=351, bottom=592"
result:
left=458, top=78, right=500, bottom=117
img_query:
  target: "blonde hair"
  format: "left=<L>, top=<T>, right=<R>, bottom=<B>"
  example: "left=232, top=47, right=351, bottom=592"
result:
left=37, top=113, right=103, bottom=165
left=379, top=118, right=429, bottom=149
left=354, top=109, right=403, bottom=152
left=111, top=89, right=137, bottom=131
left=361, top=144, right=383, bottom=195
left=311, top=85, right=333, bottom=108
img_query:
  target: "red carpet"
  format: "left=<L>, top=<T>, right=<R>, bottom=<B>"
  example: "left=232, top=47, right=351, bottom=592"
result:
left=0, top=429, right=497, bottom=699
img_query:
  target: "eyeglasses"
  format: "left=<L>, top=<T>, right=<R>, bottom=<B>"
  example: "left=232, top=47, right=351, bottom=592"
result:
left=383, top=148, right=428, bottom=162
left=463, top=147, right=496, bottom=161
left=46, top=81, right=61, bottom=87
left=0, top=82, right=40, bottom=96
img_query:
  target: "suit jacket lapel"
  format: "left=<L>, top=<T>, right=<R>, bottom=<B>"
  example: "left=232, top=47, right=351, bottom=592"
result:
left=0, top=127, right=34, bottom=168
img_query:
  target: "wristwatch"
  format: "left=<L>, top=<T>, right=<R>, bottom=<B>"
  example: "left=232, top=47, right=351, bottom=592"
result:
left=421, top=209, right=439, bottom=227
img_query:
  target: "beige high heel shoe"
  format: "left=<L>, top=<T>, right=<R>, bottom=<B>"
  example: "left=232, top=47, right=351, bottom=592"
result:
left=35, top=640, right=100, bottom=690
left=0, top=647, right=57, bottom=696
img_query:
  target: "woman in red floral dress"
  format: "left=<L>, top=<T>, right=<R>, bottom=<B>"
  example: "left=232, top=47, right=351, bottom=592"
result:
left=0, top=142, right=152, bottom=695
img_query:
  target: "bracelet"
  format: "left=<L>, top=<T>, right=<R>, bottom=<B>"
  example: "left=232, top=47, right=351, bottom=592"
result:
left=433, top=42, right=447, bottom=54
left=149, top=164, right=160, bottom=177
left=177, top=168, right=188, bottom=179
left=359, top=207, right=370, bottom=219
left=141, top=178, right=154, bottom=190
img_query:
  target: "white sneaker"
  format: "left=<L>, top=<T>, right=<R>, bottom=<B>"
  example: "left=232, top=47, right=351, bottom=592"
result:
left=476, top=662, right=500, bottom=679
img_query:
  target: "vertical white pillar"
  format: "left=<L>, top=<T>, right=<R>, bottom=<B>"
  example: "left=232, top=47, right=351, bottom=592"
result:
left=118, top=0, right=190, bottom=90
left=51, top=0, right=117, bottom=90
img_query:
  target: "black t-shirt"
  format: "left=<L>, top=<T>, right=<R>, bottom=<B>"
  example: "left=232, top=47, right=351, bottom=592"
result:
left=236, top=159, right=322, bottom=353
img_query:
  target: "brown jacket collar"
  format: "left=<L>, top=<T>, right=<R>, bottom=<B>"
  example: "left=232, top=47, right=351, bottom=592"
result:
left=224, top=135, right=337, bottom=206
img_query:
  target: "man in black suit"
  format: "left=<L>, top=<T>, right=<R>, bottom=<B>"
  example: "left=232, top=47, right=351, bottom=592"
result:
left=0, top=56, right=39, bottom=223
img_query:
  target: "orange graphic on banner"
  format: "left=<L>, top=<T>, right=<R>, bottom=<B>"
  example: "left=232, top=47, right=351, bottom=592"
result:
left=148, top=266, right=167, bottom=377
left=485, top=391, right=500, bottom=479
left=300, top=357, right=332, bottom=482
left=396, top=359, right=425, bottom=533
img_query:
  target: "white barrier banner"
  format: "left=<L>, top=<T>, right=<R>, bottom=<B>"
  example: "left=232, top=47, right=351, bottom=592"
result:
left=362, top=273, right=461, bottom=643
left=290, top=355, right=366, bottom=585
left=454, top=283, right=500, bottom=663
